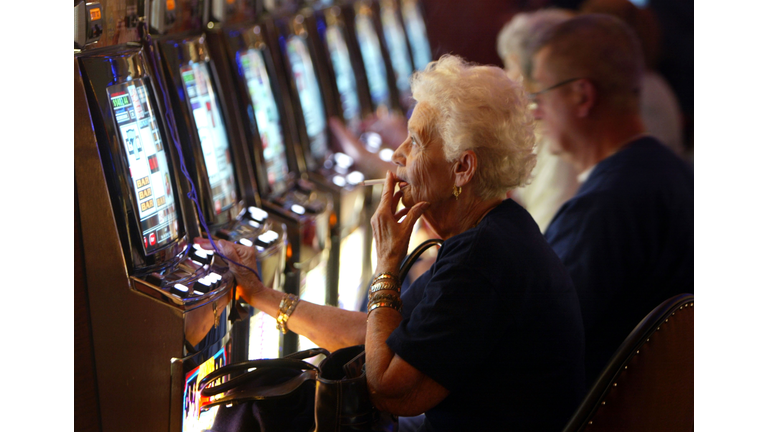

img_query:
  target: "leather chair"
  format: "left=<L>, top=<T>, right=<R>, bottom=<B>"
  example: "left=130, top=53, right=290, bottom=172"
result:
left=563, top=293, right=694, bottom=432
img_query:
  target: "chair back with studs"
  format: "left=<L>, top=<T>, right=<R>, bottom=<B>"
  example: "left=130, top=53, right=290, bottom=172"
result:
left=562, top=293, right=694, bottom=432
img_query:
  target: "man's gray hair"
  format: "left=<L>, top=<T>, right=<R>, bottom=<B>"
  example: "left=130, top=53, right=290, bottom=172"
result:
left=410, top=55, right=537, bottom=199
left=532, top=13, right=644, bottom=110
left=496, top=9, right=574, bottom=80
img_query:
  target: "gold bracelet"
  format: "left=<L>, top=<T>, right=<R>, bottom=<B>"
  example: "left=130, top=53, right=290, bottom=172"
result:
left=276, top=293, right=300, bottom=334
left=367, top=300, right=402, bottom=315
left=372, top=272, right=398, bottom=284
left=367, top=292, right=401, bottom=308
left=369, top=280, right=401, bottom=298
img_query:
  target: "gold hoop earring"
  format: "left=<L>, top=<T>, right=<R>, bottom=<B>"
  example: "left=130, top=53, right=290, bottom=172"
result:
left=453, top=185, right=462, bottom=200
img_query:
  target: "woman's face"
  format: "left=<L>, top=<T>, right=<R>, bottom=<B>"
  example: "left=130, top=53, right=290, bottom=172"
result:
left=392, top=102, right=454, bottom=210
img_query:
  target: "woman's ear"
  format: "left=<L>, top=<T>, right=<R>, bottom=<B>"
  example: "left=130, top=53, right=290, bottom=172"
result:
left=453, top=150, right=477, bottom=188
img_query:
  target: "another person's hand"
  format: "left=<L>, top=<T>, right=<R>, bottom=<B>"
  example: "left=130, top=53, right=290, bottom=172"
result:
left=370, top=171, right=430, bottom=272
left=361, top=112, right=409, bottom=150
left=214, top=239, right=266, bottom=305
left=329, top=117, right=368, bottom=162
left=329, top=117, right=396, bottom=179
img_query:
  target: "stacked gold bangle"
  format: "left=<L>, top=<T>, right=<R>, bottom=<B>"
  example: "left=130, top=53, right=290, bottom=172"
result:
left=276, top=293, right=300, bottom=334
left=367, top=272, right=402, bottom=315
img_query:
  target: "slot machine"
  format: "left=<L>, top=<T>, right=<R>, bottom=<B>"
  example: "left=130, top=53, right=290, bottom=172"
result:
left=264, top=6, right=372, bottom=343
left=342, top=0, right=401, bottom=115
left=145, top=0, right=310, bottom=363
left=400, top=0, right=432, bottom=71
left=374, top=0, right=415, bottom=111
left=202, top=0, right=338, bottom=355
left=74, top=2, right=240, bottom=430
left=307, top=2, right=389, bottom=312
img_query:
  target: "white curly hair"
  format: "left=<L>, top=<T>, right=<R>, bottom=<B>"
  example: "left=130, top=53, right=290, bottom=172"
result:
left=410, top=54, right=537, bottom=199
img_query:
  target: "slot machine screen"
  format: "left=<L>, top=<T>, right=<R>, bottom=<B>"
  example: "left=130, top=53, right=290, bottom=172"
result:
left=380, top=3, right=413, bottom=94
left=402, top=0, right=432, bottom=71
left=180, top=62, right=238, bottom=215
left=238, top=48, right=291, bottom=196
left=107, top=79, right=181, bottom=255
left=248, top=310, right=281, bottom=360
left=182, top=347, right=227, bottom=432
left=355, top=14, right=390, bottom=110
left=324, top=24, right=362, bottom=128
left=286, top=35, right=329, bottom=167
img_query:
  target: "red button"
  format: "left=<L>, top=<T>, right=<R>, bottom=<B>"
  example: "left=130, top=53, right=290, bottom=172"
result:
left=149, top=232, right=157, bottom=245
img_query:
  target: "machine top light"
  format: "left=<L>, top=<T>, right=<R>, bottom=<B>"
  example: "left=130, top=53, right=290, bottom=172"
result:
left=258, top=230, right=279, bottom=243
left=248, top=206, right=268, bottom=222
left=334, top=152, right=354, bottom=169
left=333, top=175, right=347, bottom=187
left=346, top=171, right=364, bottom=185
left=379, top=148, right=394, bottom=162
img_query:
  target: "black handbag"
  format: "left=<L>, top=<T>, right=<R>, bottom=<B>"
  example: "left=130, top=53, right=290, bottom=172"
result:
left=198, top=239, right=443, bottom=432
left=198, top=348, right=327, bottom=432
left=314, top=345, right=396, bottom=432
left=198, top=346, right=397, bottom=432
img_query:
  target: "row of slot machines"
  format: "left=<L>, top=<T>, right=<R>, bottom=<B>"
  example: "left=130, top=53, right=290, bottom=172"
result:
left=74, top=0, right=432, bottom=430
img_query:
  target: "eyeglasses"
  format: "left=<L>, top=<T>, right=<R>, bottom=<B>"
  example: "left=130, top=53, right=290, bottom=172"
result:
left=527, top=77, right=585, bottom=110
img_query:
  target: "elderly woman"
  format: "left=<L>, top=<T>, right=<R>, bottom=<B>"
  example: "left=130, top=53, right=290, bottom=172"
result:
left=220, top=55, right=585, bottom=431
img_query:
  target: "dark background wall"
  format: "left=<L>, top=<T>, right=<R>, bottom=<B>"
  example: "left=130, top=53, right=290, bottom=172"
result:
left=419, top=0, right=694, bottom=151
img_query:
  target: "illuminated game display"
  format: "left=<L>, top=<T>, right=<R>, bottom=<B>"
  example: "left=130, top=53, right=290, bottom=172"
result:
left=354, top=13, right=390, bottom=110
left=180, top=62, right=238, bottom=215
left=324, top=24, right=362, bottom=128
left=286, top=35, right=329, bottom=164
left=337, top=228, right=365, bottom=311
left=238, top=48, right=291, bottom=195
left=380, top=2, right=413, bottom=94
left=107, top=80, right=181, bottom=254
left=183, top=347, right=227, bottom=432
left=402, top=0, right=432, bottom=71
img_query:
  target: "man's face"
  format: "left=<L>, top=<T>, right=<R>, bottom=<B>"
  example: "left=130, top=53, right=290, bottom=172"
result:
left=391, top=102, right=454, bottom=211
left=531, top=46, right=578, bottom=158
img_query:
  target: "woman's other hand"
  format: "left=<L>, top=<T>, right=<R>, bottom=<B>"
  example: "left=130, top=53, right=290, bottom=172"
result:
left=212, top=238, right=266, bottom=305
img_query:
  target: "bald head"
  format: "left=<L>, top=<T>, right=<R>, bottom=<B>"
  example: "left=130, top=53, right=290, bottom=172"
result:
left=533, top=14, right=644, bottom=111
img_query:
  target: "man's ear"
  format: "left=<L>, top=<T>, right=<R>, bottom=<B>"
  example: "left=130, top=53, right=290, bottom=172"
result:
left=574, top=78, right=597, bottom=118
left=453, top=150, right=477, bottom=188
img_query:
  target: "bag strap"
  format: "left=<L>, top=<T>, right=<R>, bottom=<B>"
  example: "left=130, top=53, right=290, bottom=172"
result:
left=399, top=238, right=443, bottom=284
left=199, top=348, right=329, bottom=397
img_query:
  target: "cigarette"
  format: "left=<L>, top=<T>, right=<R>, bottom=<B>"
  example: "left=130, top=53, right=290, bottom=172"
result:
left=362, top=178, right=386, bottom=186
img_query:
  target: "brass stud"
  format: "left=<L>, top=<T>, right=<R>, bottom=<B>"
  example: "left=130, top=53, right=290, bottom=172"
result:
left=637, top=350, right=640, bottom=354
left=602, top=401, right=606, bottom=405
left=613, top=383, right=617, bottom=387
left=647, top=338, right=650, bottom=342
left=589, top=421, right=593, bottom=425
left=657, top=327, right=660, bottom=331
left=665, top=319, right=668, bottom=322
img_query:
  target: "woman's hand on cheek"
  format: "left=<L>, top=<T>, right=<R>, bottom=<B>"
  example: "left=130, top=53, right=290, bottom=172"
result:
left=371, top=171, right=431, bottom=272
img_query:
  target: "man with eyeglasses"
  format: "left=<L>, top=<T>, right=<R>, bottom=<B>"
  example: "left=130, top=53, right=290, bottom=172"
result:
left=531, top=14, right=694, bottom=387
